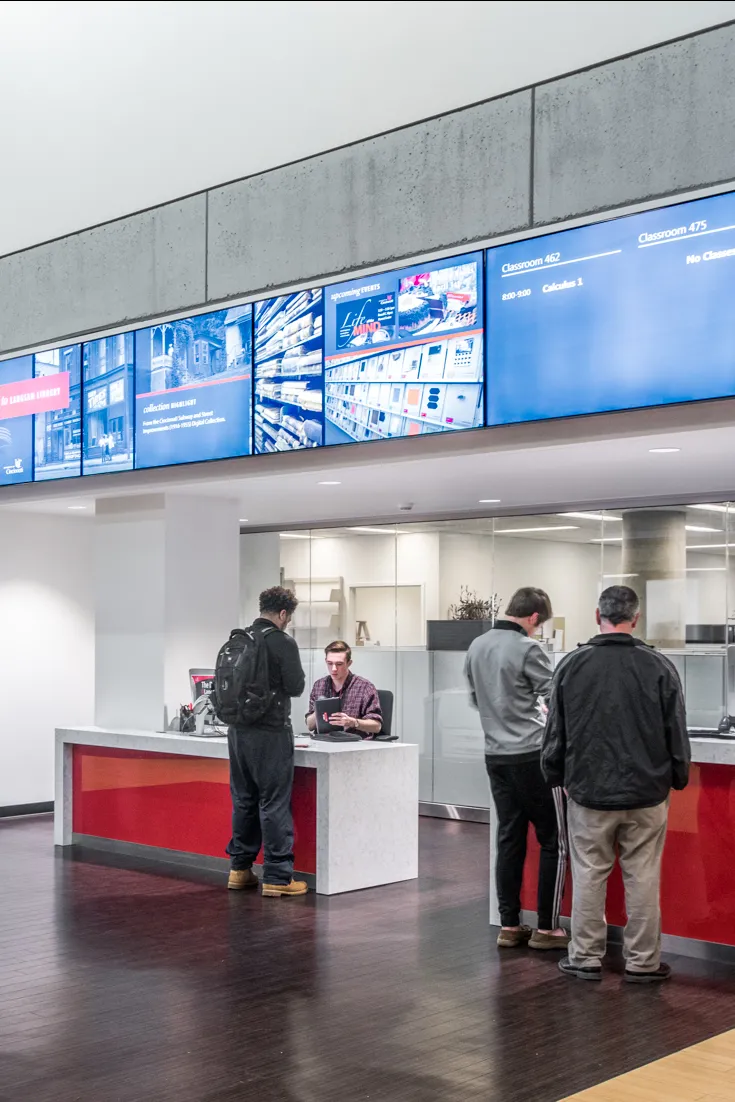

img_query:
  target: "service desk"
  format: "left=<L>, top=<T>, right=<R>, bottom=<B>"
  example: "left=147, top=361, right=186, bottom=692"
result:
left=491, top=737, right=735, bottom=957
left=55, top=727, right=419, bottom=895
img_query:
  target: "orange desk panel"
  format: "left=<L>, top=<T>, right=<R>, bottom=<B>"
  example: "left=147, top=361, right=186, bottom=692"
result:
left=520, top=763, right=735, bottom=946
left=72, top=745, right=317, bottom=874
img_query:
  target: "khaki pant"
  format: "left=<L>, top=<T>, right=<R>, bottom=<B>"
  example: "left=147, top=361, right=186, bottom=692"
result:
left=567, top=797, right=669, bottom=973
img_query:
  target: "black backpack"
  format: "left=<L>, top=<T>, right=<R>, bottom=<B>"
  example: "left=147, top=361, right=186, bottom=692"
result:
left=212, top=625, right=275, bottom=726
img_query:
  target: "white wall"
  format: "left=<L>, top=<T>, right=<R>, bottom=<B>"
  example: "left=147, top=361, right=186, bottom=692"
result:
left=240, top=532, right=281, bottom=627
left=0, top=513, right=94, bottom=805
left=2, top=1, right=734, bottom=254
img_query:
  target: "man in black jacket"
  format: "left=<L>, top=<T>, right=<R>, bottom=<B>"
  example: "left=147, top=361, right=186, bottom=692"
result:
left=227, top=586, right=307, bottom=897
left=542, top=585, right=690, bottom=983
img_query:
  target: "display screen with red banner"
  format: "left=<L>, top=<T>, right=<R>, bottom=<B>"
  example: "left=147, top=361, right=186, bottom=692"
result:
left=33, top=344, right=82, bottom=481
left=0, top=355, right=34, bottom=485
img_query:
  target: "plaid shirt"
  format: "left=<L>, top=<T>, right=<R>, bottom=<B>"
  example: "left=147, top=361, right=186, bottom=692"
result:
left=308, top=672, right=382, bottom=737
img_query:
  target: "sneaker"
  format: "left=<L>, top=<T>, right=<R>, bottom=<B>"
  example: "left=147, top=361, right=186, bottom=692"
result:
left=496, top=925, right=533, bottom=948
left=558, top=955, right=602, bottom=981
left=624, top=963, right=672, bottom=984
left=227, top=869, right=259, bottom=891
left=529, top=929, right=571, bottom=951
left=262, top=879, right=309, bottom=898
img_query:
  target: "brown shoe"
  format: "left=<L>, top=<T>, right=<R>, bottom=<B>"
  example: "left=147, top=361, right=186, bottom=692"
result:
left=262, top=879, right=308, bottom=898
left=529, top=929, right=571, bottom=951
left=228, top=869, right=259, bottom=891
left=497, top=924, right=533, bottom=948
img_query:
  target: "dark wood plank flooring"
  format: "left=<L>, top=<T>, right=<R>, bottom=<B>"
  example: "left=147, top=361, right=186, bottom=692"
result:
left=1, top=814, right=734, bottom=1102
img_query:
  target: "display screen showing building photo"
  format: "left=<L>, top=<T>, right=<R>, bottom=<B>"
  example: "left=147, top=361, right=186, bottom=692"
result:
left=82, top=333, right=135, bottom=474
left=0, top=355, right=34, bottom=485
left=323, top=252, right=484, bottom=445
left=485, top=188, right=735, bottom=424
left=34, top=344, right=82, bottom=480
left=254, top=289, right=324, bottom=453
left=134, top=306, right=252, bottom=469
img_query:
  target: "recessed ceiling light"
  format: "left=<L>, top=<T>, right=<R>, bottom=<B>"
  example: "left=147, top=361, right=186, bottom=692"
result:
left=590, top=537, right=623, bottom=543
left=68, top=505, right=87, bottom=511
left=687, top=542, right=734, bottom=550
left=478, top=499, right=501, bottom=504
left=648, top=447, right=680, bottom=454
left=561, top=512, right=622, bottom=522
left=279, top=532, right=312, bottom=540
left=496, top=525, right=579, bottom=534
left=318, top=480, right=341, bottom=485
left=239, top=518, right=248, bottom=523
left=602, top=573, right=639, bottom=579
left=348, top=527, right=392, bottom=534
left=685, top=525, right=720, bottom=533
left=690, top=503, right=729, bottom=513
left=687, top=567, right=727, bottom=572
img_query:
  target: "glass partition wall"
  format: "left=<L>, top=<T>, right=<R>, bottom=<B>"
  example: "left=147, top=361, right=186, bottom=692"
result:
left=240, top=503, right=733, bottom=815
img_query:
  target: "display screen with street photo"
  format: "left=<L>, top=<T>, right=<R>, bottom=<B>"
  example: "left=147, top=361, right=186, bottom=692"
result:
left=82, top=332, right=135, bottom=474
left=0, top=354, right=34, bottom=485
left=254, top=289, right=324, bottom=453
left=486, top=188, right=735, bottom=424
left=134, top=305, right=252, bottom=469
left=323, top=252, right=484, bottom=445
left=34, top=344, right=82, bottom=480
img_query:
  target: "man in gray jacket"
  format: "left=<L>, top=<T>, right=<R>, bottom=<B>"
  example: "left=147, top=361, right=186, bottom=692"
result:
left=465, top=587, right=568, bottom=950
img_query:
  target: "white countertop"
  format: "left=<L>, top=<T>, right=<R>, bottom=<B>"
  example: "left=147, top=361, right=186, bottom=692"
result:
left=56, top=726, right=415, bottom=763
left=689, top=736, right=735, bottom=766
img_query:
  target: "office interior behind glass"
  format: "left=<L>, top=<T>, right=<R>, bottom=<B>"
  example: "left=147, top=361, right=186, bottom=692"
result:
left=241, top=503, right=735, bottom=820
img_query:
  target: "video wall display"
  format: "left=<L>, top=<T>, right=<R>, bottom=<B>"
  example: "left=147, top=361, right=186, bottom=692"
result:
left=34, top=345, right=82, bottom=481
left=485, top=189, right=735, bottom=425
left=134, top=305, right=252, bottom=470
left=83, top=333, right=135, bottom=475
left=323, top=252, right=484, bottom=445
left=0, top=355, right=34, bottom=485
left=254, top=289, right=324, bottom=453
left=8, top=185, right=735, bottom=491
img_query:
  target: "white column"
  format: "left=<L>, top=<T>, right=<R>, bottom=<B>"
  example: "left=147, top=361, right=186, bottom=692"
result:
left=95, top=493, right=241, bottom=730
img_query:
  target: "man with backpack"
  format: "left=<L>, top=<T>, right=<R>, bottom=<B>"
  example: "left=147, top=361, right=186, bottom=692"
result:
left=216, top=586, right=307, bottom=897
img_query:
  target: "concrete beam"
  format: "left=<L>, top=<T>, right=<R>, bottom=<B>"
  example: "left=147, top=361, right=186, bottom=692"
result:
left=207, top=92, right=532, bottom=301
left=0, top=196, right=207, bottom=354
left=534, top=23, right=735, bottom=225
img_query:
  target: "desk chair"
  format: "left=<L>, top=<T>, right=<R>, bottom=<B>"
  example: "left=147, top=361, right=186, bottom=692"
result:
left=375, top=689, right=399, bottom=741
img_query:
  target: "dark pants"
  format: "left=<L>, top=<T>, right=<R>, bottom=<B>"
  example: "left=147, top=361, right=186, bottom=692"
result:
left=226, top=726, right=295, bottom=885
left=486, top=756, right=567, bottom=930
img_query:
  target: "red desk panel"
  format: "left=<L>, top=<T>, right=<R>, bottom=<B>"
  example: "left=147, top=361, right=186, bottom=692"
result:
left=520, top=763, right=735, bottom=946
left=72, top=745, right=317, bottom=874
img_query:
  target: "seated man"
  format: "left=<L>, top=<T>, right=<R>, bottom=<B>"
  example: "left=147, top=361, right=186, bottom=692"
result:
left=306, top=640, right=382, bottom=738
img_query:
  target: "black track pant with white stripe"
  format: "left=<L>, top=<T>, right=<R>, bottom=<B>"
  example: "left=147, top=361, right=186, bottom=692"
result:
left=486, top=756, right=567, bottom=930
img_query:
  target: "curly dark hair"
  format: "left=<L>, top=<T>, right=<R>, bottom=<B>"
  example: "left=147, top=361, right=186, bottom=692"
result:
left=259, top=586, right=299, bottom=616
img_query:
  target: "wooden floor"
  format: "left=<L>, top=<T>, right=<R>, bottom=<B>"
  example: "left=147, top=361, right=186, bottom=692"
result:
left=1, top=815, right=735, bottom=1102
left=564, top=1029, right=735, bottom=1101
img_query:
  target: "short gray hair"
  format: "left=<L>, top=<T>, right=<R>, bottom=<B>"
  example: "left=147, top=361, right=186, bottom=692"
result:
left=598, top=585, right=640, bottom=626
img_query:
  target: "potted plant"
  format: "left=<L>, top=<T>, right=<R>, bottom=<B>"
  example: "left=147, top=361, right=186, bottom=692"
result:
left=427, top=588, right=502, bottom=651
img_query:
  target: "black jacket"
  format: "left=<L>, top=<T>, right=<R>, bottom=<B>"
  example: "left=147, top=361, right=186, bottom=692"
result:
left=542, top=634, right=690, bottom=810
left=248, top=618, right=305, bottom=731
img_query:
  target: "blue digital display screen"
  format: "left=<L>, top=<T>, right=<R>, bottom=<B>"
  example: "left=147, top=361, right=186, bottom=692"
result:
left=486, top=190, right=735, bottom=424
left=254, top=290, right=324, bottom=453
left=324, top=252, right=484, bottom=445
left=34, top=344, right=82, bottom=481
left=0, top=355, right=33, bottom=485
left=134, top=306, right=252, bottom=470
left=82, top=333, right=135, bottom=475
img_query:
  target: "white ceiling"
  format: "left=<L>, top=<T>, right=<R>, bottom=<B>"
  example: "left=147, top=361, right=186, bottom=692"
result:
left=5, top=400, right=735, bottom=531
left=2, top=1, right=735, bottom=253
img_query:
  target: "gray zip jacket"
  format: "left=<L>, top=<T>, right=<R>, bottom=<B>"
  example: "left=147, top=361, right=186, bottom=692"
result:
left=464, top=620, right=553, bottom=761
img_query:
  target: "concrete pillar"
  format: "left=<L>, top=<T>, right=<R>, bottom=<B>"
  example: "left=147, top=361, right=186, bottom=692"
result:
left=94, top=493, right=241, bottom=730
left=621, top=510, right=687, bottom=648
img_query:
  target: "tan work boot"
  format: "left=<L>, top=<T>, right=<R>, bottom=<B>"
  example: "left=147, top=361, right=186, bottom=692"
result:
left=262, top=879, right=308, bottom=898
left=228, top=869, right=259, bottom=891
